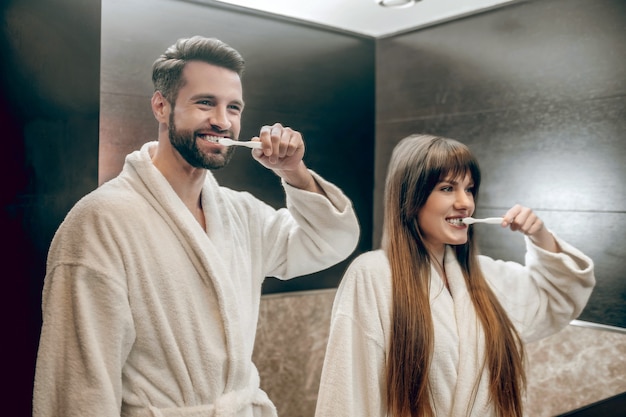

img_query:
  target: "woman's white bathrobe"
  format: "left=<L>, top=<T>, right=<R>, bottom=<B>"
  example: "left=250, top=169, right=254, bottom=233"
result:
left=315, top=237, right=595, bottom=417
left=33, top=141, right=360, bottom=417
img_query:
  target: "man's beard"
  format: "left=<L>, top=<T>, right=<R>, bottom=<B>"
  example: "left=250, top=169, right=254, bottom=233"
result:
left=168, top=114, right=235, bottom=170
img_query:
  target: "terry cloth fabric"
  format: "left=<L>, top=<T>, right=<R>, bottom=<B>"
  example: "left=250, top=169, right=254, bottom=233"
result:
left=315, top=236, right=594, bottom=417
left=33, top=141, right=360, bottom=417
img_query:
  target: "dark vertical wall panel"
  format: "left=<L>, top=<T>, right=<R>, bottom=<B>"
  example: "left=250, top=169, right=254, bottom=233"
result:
left=375, top=0, right=626, bottom=327
left=1, top=0, right=101, bottom=415
left=100, top=0, right=375, bottom=293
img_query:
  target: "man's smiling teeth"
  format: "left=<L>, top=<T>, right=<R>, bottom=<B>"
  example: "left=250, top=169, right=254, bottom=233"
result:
left=199, top=134, right=222, bottom=143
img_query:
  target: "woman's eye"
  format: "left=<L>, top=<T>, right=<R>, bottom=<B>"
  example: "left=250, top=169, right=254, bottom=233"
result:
left=441, top=186, right=453, bottom=192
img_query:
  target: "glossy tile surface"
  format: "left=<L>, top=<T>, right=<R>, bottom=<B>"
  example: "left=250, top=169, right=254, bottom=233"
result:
left=254, top=290, right=626, bottom=417
left=100, top=0, right=375, bottom=294
left=253, top=290, right=336, bottom=417
left=525, top=323, right=626, bottom=417
left=374, top=0, right=626, bottom=329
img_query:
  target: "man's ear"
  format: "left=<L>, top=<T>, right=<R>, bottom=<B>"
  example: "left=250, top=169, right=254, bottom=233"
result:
left=151, top=91, right=170, bottom=123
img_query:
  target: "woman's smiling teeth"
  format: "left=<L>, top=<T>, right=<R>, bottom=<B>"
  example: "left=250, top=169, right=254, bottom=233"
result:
left=446, top=218, right=464, bottom=226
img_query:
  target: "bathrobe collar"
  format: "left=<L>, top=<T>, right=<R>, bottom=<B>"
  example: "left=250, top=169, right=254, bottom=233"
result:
left=126, top=141, right=246, bottom=392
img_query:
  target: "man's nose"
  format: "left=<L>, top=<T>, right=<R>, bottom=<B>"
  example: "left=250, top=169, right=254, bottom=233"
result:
left=209, top=106, right=231, bottom=130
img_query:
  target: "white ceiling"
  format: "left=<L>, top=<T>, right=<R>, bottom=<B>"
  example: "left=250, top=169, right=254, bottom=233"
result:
left=210, top=0, right=518, bottom=38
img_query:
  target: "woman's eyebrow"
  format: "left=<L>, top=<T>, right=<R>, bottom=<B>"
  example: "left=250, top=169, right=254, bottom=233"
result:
left=441, top=177, right=474, bottom=187
left=441, top=178, right=459, bottom=185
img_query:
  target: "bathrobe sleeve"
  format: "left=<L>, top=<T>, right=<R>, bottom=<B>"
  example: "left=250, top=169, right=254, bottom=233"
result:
left=315, top=251, right=390, bottom=417
left=257, top=170, right=360, bottom=279
left=34, top=263, right=135, bottom=417
left=33, top=195, right=136, bottom=417
left=479, top=232, right=595, bottom=342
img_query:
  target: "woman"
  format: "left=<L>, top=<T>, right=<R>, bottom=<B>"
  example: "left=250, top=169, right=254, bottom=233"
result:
left=314, top=134, right=595, bottom=417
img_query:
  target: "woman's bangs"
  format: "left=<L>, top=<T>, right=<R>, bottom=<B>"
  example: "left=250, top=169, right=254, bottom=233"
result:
left=436, top=145, right=480, bottom=192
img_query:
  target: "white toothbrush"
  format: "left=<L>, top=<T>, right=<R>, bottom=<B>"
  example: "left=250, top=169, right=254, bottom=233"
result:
left=461, top=217, right=503, bottom=225
left=217, top=138, right=262, bottom=149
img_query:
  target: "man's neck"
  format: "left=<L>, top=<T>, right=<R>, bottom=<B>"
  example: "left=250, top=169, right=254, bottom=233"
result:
left=150, top=140, right=207, bottom=227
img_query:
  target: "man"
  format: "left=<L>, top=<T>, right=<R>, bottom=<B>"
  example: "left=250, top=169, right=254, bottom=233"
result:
left=33, top=36, right=360, bottom=417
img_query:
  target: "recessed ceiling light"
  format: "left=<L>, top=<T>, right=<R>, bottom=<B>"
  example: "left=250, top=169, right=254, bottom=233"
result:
left=377, top=0, right=418, bottom=8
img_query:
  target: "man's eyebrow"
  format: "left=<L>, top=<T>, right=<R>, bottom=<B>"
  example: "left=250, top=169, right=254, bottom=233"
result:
left=190, top=94, right=216, bottom=101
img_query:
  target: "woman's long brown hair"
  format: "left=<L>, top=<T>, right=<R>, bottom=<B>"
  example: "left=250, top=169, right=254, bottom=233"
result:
left=381, top=135, right=525, bottom=417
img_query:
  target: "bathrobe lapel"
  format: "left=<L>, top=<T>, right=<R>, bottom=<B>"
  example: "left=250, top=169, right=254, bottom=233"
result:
left=442, top=246, right=491, bottom=417
left=127, top=142, right=246, bottom=393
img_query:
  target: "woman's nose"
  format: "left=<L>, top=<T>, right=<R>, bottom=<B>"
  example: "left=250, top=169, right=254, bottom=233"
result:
left=455, top=190, right=473, bottom=209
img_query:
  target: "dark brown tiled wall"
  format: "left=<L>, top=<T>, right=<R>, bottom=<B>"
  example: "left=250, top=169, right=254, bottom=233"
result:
left=100, top=0, right=375, bottom=294
left=375, top=0, right=626, bottom=328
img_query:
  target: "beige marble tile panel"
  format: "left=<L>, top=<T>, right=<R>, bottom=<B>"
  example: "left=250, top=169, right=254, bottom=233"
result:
left=253, top=289, right=336, bottom=417
left=253, top=290, right=626, bottom=417
left=525, top=323, right=626, bottom=416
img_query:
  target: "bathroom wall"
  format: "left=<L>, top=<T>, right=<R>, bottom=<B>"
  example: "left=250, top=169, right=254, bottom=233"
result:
left=3, top=0, right=624, bottom=416
left=375, top=0, right=626, bottom=329
left=100, top=0, right=375, bottom=294
left=1, top=0, right=101, bottom=415
left=254, top=0, right=626, bottom=415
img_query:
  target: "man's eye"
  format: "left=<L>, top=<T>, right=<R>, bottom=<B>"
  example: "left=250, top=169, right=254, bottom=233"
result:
left=197, top=100, right=213, bottom=106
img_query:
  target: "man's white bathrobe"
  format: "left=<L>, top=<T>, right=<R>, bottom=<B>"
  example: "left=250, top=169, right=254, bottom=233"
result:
left=33, top=141, right=360, bottom=417
left=315, top=238, right=595, bottom=417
